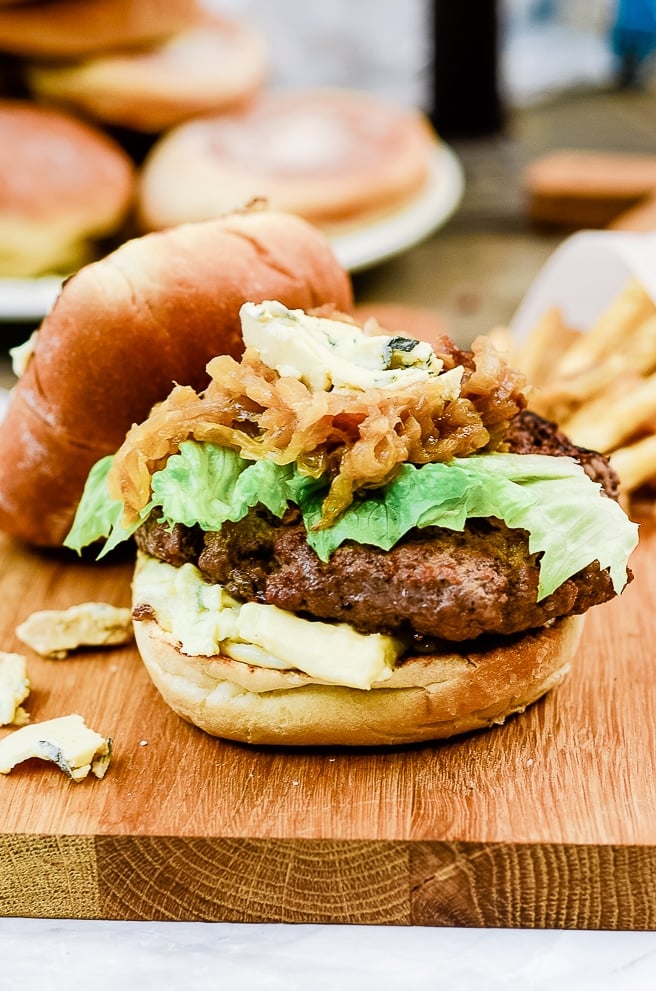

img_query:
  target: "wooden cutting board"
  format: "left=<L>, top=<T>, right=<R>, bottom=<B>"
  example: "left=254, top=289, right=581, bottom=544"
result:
left=1, top=523, right=655, bottom=929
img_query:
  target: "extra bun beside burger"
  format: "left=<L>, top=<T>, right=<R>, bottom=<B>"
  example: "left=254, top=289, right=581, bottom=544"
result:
left=137, top=88, right=438, bottom=235
left=0, top=99, right=134, bottom=277
left=0, top=209, right=353, bottom=547
left=66, top=302, right=639, bottom=747
left=0, top=0, right=201, bottom=57
left=25, top=12, right=268, bottom=133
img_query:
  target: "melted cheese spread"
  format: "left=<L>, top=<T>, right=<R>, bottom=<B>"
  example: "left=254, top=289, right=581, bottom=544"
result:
left=133, top=555, right=404, bottom=691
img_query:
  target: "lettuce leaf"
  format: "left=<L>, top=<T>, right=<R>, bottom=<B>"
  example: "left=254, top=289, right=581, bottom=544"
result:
left=147, top=443, right=292, bottom=530
left=64, top=456, right=140, bottom=558
left=65, top=441, right=638, bottom=601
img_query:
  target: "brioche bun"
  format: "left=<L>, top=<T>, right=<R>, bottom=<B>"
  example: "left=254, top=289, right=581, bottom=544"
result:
left=25, top=13, right=268, bottom=133
left=0, top=0, right=201, bottom=56
left=0, top=99, right=134, bottom=276
left=137, top=88, right=438, bottom=234
left=0, top=208, right=353, bottom=547
left=132, top=597, right=585, bottom=747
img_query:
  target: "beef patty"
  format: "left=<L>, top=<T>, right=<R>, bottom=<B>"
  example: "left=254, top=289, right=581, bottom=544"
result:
left=135, top=411, right=625, bottom=643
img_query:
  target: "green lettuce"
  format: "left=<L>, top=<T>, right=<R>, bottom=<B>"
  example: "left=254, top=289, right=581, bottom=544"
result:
left=64, top=440, right=638, bottom=600
left=64, top=456, right=141, bottom=559
left=148, top=443, right=292, bottom=529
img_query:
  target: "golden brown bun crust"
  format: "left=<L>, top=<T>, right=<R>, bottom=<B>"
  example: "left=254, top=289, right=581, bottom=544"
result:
left=0, top=99, right=134, bottom=276
left=132, top=611, right=585, bottom=747
left=137, top=88, right=438, bottom=233
left=26, top=14, right=268, bottom=133
left=0, top=209, right=353, bottom=546
left=0, top=0, right=201, bottom=56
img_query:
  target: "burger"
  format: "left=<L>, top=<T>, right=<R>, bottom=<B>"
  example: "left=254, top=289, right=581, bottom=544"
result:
left=65, top=301, right=639, bottom=746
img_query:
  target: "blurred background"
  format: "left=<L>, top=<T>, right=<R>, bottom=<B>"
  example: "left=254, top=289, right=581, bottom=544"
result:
left=210, top=0, right=432, bottom=109
left=1, top=0, right=656, bottom=359
left=209, top=0, right=623, bottom=115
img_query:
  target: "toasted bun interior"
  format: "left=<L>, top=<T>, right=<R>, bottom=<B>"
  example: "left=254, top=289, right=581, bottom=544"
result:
left=132, top=606, right=585, bottom=747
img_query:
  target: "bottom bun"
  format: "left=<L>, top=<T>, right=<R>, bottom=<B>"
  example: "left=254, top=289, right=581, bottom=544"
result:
left=132, top=612, right=585, bottom=747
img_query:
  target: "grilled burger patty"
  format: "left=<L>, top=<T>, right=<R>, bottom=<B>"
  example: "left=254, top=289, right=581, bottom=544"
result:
left=135, top=411, right=623, bottom=643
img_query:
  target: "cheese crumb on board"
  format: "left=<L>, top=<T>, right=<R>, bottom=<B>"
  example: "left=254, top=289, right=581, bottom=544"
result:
left=16, top=602, right=133, bottom=658
left=0, top=714, right=111, bottom=781
left=0, top=652, right=30, bottom=726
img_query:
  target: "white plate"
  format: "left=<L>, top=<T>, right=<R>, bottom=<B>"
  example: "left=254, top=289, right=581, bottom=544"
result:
left=330, top=142, right=464, bottom=273
left=0, top=143, right=463, bottom=323
left=0, top=275, right=63, bottom=323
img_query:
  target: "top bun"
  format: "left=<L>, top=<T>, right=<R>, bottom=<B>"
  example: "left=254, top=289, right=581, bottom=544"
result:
left=0, top=0, right=201, bottom=57
left=25, top=13, right=269, bottom=133
left=138, top=87, right=439, bottom=234
left=0, top=208, right=353, bottom=547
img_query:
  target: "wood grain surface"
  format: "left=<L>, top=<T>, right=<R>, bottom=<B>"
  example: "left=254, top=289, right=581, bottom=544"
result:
left=1, top=524, right=655, bottom=927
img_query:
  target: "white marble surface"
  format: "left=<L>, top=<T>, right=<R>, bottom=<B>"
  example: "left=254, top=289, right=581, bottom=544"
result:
left=2, top=921, right=656, bottom=989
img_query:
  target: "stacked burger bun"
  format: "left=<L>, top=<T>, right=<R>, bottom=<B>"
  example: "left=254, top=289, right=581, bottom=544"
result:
left=0, top=99, right=134, bottom=276
left=136, top=87, right=439, bottom=236
left=0, top=0, right=442, bottom=275
left=21, top=5, right=268, bottom=134
left=0, top=0, right=202, bottom=57
left=0, top=0, right=269, bottom=138
left=0, top=0, right=269, bottom=276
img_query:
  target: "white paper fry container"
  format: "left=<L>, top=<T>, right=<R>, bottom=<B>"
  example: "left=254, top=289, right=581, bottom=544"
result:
left=510, top=230, right=656, bottom=341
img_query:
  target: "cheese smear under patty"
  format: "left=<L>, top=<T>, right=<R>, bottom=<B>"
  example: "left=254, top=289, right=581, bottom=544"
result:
left=133, top=555, right=404, bottom=691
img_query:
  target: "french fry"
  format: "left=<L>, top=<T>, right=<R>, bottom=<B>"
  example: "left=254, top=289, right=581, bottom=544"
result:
left=553, top=279, right=656, bottom=378
left=531, top=353, right=628, bottom=422
left=609, top=433, right=656, bottom=492
left=562, top=370, right=656, bottom=453
left=622, top=312, right=656, bottom=374
left=514, top=307, right=576, bottom=388
left=514, top=277, right=656, bottom=512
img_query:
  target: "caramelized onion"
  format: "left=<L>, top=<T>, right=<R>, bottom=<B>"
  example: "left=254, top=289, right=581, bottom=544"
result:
left=110, top=337, right=527, bottom=525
